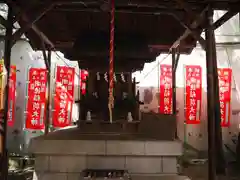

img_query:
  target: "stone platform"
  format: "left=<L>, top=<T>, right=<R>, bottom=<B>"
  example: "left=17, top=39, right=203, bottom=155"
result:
left=29, top=128, right=183, bottom=180
left=29, top=114, right=184, bottom=180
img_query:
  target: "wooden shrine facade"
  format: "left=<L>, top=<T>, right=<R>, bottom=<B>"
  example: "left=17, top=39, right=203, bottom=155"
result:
left=0, top=0, right=239, bottom=180
left=79, top=72, right=139, bottom=121
left=0, top=0, right=239, bottom=71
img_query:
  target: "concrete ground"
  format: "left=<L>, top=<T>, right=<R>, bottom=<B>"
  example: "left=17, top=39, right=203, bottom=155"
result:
left=180, top=144, right=240, bottom=180
left=182, top=163, right=240, bottom=180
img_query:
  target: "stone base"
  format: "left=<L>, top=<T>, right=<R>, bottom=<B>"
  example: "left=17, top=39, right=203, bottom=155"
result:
left=33, top=173, right=191, bottom=180
left=29, top=128, right=183, bottom=180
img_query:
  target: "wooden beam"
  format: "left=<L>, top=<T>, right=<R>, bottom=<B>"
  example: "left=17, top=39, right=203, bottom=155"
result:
left=173, top=0, right=197, bottom=21
left=212, top=11, right=238, bottom=30
left=173, top=48, right=180, bottom=72
left=41, top=40, right=49, bottom=70
left=38, top=0, right=240, bottom=11
left=172, top=14, right=206, bottom=50
left=53, top=5, right=190, bottom=15
left=7, top=0, right=54, bottom=49
left=148, top=44, right=194, bottom=49
left=11, top=3, right=54, bottom=45
left=30, top=25, right=54, bottom=49
left=170, top=6, right=208, bottom=51
left=0, top=14, right=21, bottom=30
left=170, top=2, right=237, bottom=51
left=0, top=15, right=6, bottom=28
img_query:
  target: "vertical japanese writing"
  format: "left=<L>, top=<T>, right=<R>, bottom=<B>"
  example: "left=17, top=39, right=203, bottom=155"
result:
left=0, top=62, right=17, bottom=127
left=218, top=68, right=232, bottom=127
left=0, top=60, right=4, bottom=110
left=185, top=65, right=202, bottom=124
left=25, top=68, right=47, bottom=130
left=159, top=65, right=173, bottom=114
left=53, top=66, right=75, bottom=127
left=7, top=65, right=16, bottom=126
left=80, top=70, right=88, bottom=95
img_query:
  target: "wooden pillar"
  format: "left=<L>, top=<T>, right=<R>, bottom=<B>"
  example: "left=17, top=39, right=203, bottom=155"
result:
left=78, top=67, right=81, bottom=123
left=172, top=48, right=180, bottom=139
left=0, top=4, right=13, bottom=180
left=128, top=72, right=133, bottom=97
left=172, top=49, right=177, bottom=115
left=87, top=71, right=94, bottom=95
left=205, top=8, right=217, bottom=180
left=211, top=17, right=226, bottom=177
left=44, top=50, right=51, bottom=134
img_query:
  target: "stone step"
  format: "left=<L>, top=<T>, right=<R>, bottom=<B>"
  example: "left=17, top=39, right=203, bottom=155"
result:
left=29, top=139, right=182, bottom=156
left=80, top=176, right=191, bottom=180
left=33, top=173, right=191, bottom=180
left=127, top=175, right=190, bottom=180
left=35, top=155, right=179, bottom=174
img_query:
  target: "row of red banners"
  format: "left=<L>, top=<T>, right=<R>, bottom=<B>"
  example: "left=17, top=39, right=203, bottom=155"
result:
left=159, top=64, right=232, bottom=127
left=25, top=66, right=75, bottom=130
left=1, top=64, right=233, bottom=129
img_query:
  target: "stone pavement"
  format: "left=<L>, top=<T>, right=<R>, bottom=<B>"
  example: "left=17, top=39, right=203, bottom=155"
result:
left=182, top=164, right=240, bottom=180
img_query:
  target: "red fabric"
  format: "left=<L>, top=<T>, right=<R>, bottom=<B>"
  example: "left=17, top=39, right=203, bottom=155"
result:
left=25, top=68, right=47, bottom=130
left=52, top=66, right=75, bottom=127
left=80, top=70, right=88, bottom=95
left=185, top=65, right=202, bottom=124
left=218, top=68, right=232, bottom=127
left=159, top=64, right=172, bottom=114
left=7, top=65, right=16, bottom=127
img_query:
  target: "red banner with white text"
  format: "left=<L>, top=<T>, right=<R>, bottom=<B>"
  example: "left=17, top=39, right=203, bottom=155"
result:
left=80, top=70, right=88, bottom=95
left=25, top=68, right=47, bottom=130
left=159, top=64, right=172, bottom=114
left=7, top=65, right=16, bottom=127
left=53, top=66, right=75, bottom=127
left=218, top=68, right=232, bottom=127
left=0, top=63, right=17, bottom=127
left=185, top=65, right=202, bottom=124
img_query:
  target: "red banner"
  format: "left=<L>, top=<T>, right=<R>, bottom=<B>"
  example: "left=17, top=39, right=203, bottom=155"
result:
left=80, top=70, right=88, bottom=95
left=159, top=64, right=172, bottom=114
left=7, top=65, right=16, bottom=127
left=53, top=66, right=75, bottom=127
left=218, top=68, right=232, bottom=127
left=185, top=65, right=202, bottom=124
left=0, top=63, right=17, bottom=127
left=25, top=68, right=47, bottom=130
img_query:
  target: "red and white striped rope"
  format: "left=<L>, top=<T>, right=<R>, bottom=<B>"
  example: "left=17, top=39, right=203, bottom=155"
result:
left=109, top=0, right=115, bottom=109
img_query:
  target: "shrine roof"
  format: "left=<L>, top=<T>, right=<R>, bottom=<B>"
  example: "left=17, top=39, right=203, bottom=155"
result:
left=4, top=0, right=239, bottom=71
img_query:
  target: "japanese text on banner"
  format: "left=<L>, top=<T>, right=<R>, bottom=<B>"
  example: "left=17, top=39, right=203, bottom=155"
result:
left=80, top=70, right=88, bottom=95
left=218, top=68, right=232, bottom=127
left=0, top=60, right=3, bottom=108
left=0, top=61, right=17, bottom=127
left=159, top=64, right=172, bottom=114
left=25, top=68, right=47, bottom=130
left=8, top=65, right=16, bottom=127
left=53, top=66, right=75, bottom=128
left=185, top=65, right=202, bottom=124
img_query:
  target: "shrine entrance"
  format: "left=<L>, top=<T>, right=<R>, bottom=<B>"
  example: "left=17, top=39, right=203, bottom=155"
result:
left=0, top=0, right=238, bottom=180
